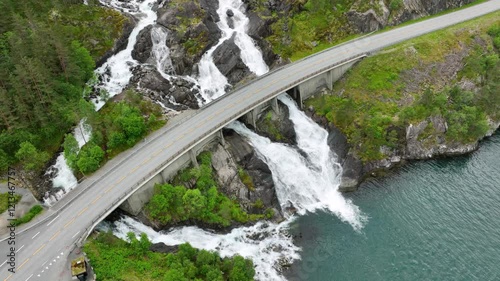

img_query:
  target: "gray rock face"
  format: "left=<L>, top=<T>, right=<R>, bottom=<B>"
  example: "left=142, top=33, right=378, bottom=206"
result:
left=131, top=25, right=153, bottom=63
left=211, top=143, right=249, bottom=203
left=224, top=130, right=282, bottom=217
left=255, top=102, right=297, bottom=145
left=347, top=0, right=475, bottom=33
left=212, top=34, right=252, bottom=85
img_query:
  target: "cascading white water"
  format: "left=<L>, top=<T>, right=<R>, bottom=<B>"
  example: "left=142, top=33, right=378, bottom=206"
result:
left=47, top=0, right=158, bottom=204
left=196, top=0, right=269, bottom=103
left=46, top=119, right=92, bottom=205
left=106, top=94, right=365, bottom=279
left=104, top=216, right=300, bottom=281
left=227, top=113, right=365, bottom=230
left=94, top=0, right=158, bottom=110
left=150, top=26, right=173, bottom=80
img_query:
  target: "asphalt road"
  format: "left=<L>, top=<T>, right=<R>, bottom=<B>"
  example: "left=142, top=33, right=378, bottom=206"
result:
left=1, top=1, right=499, bottom=280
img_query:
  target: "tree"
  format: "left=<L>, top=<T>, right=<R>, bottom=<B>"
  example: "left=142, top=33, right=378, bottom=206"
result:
left=182, top=189, right=206, bottom=218
left=76, top=143, right=104, bottom=174
left=15, top=141, right=49, bottom=171
left=63, top=134, right=79, bottom=170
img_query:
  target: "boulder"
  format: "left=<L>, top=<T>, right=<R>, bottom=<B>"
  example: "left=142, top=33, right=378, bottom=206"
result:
left=255, top=102, right=297, bottom=145
left=226, top=9, right=234, bottom=17
left=96, top=14, right=137, bottom=67
left=212, top=34, right=252, bottom=85
left=150, top=242, right=179, bottom=253
left=131, top=25, right=153, bottom=63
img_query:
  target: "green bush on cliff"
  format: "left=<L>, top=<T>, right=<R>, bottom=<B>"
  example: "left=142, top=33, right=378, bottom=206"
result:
left=84, top=231, right=255, bottom=281
left=63, top=91, right=165, bottom=175
left=146, top=152, right=263, bottom=227
left=307, top=13, right=500, bottom=161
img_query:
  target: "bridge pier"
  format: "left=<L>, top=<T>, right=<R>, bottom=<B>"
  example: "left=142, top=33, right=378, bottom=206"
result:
left=218, top=129, right=226, bottom=146
left=189, top=149, right=199, bottom=168
left=244, top=108, right=258, bottom=129
left=271, top=97, right=280, bottom=115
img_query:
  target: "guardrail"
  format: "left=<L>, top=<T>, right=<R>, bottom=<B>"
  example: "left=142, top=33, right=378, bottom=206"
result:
left=75, top=53, right=368, bottom=245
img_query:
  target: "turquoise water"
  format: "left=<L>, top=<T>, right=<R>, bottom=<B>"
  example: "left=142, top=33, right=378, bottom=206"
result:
left=286, top=133, right=500, bottom=281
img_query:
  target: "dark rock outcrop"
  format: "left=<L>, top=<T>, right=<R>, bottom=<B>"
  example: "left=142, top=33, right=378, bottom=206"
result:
left=131, top=25, right=153, bottom=63
left=130, top=66, right=200, bottom=110
left=255, top=102, right=297, bottom=145
left=150, top=242, right=179, bottom=253
left=212, top=34, right=252, bottom=85
left=223, top=130, right=282, bottom=218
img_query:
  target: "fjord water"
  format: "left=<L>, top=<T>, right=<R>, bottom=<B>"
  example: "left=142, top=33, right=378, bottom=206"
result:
left=287, top=132, right=500, bottom=281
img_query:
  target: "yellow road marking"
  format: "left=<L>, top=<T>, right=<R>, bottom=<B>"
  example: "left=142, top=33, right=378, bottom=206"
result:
left=64, top=218, right=75, bottom=228
left=164, top=143, right=173, bottom=149
left=77, top=207, right=88, bottom=216
left=153, top=149, right=162, bottom=156
left=32, top=244, right=46, bottom=256
left=130, top=166, right=139, bottom=173
left=18, top=258, right=29, bottom=270
left=4, top=273, right=12, bottom=280
left=141, top=157, right=151, bottom=165
left=91, top=195, right=102, bottom=205
left=104, top=185, right=114, bottom=194
left=116, top=175, right=126, bottom=184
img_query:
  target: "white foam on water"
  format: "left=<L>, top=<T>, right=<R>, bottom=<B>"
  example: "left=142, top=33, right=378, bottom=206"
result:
left=105, top=216, right=300, bottom=281
left=195, top=0, right=269, bottom=103
left=93, top=0, right=158, bottom=110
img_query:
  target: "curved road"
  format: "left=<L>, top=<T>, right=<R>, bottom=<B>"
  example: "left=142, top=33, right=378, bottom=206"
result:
left=1, top=1, right=499, bottom=280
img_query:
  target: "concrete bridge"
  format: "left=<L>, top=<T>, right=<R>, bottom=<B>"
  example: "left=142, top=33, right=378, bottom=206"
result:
left=1, top=2, right=498, bottom=280
left=120, top=54, right=366, bottom=216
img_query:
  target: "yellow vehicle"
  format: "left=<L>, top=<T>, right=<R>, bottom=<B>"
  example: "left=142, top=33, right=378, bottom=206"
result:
left=71, top=257, right=88, bottom=281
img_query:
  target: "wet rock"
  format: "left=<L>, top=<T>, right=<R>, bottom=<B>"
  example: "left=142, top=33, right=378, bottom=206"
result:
left=131, top=25, right=153, bottom=64
left=212, top=34, right=252, bottom=85
left=130, top=66, right=200, bottom=110
left=226, top=9, right=234, bottom=17
left=150, top=242, right=179, bottom=253
left=211, top=143, right=249, bottom=203
left=224, top=130, right=281, bottom=216
left=255, top=102, right=297, bottom=145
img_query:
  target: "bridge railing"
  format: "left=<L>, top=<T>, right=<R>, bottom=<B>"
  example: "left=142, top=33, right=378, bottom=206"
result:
left=76, top=53, right=368, bottom=245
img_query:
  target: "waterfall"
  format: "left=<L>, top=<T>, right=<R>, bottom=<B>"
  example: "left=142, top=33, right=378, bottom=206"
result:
left=196, top=0, right=269, bottom=103
left=150, top=26, right=173, bottom=80
left=46, top=120, right=92, bottom=205
left=227, top=95, right=365, bottom=230
left=93, top=0, right=158, bottom=110
left=46, top=0, right=159, bottom=204
left=103, top=216, right=300, bottom=281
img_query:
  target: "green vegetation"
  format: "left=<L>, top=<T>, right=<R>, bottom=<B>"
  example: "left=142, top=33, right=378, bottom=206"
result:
left=238, top=167, right=254, bottom=191
left=260, top=111, right=284, bottom=141
left=84, top=231, right=255, bottom=281
left=264, top=0, right=483, bottom=60
left=11, top=205, right=43, bottom=226
left=0, top=192, right=21, bottom=214
left=307, top=13, right=500, bottom=161
left=0, top=0, right=127, bottom=175
left=64, top=91, right=165, bottom=175
left=146, top=152, right=266, bottom=227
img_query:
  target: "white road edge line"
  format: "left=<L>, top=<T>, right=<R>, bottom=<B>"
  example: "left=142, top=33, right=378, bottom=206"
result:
left=32, top=231, right=40, bottom=239
left=0, top=259, right=7, bottom=267
left=16, top=245, right=24, bottom=253
left=46, top=215, right=60, bottom=226
left=41, top=260, right=48, bottom=266
left=25, top=273, right=33, bottom=281
left=71, top=231, right=80, bottom=239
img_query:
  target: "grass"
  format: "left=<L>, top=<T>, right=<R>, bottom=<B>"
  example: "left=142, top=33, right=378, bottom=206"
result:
left=11, top=205, right=43, bottom=226
left=0, top=193, right=21, bottom=214
left=307, top=12, right=500, bottom=161
left=270, top=0, right=488, bottom=61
